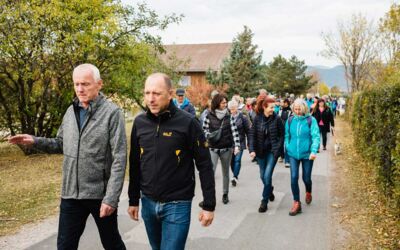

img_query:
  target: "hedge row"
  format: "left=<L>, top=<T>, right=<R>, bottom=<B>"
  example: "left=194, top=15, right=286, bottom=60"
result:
left=351, top=82, right=400, bottom=214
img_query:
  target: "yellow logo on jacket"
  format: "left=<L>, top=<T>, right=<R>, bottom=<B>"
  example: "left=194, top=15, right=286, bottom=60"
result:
left=163, top=132, right=172, bottom=137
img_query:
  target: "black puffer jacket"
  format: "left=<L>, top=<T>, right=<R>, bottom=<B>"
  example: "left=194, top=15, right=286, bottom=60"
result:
left=248, top=113, right=284, bottom=159
left=206, top=111, right=234, bottom=149
left=313, top=107, right=334, bottom=133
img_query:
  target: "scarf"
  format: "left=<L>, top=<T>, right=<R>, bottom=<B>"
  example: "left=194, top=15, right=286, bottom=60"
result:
left=215, top=108, right=228, bottom=120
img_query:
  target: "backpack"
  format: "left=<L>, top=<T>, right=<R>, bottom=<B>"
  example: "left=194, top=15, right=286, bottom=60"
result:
left=288, top=116, right=312, bottom=142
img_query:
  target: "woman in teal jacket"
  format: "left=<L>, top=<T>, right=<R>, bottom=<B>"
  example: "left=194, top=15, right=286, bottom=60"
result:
left=285, top=98, right=320, bottom=216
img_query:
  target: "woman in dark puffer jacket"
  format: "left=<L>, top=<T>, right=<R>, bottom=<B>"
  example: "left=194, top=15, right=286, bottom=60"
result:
left=248, top=97, right=284, bottom=213
left=312, top=98, right=334, bottom=150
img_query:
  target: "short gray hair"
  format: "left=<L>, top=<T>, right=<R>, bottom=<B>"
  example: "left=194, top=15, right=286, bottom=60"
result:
left=73, top=63, right=101, bottom=82
left=228, top=100, right=238, bottom=109
left=292, top=98, right=310, bottom=115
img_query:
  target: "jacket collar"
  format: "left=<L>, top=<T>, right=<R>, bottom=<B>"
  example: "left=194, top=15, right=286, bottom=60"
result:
left=73, top=92, right=105, bottom=115
left=146, top=100, right=177, bottom=121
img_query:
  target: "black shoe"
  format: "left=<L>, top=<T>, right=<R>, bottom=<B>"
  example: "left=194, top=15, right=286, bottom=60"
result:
left=199, top=201, right=204, bottom=208
left=258, top=202, right=268, bottom=213
left=269, top=186, right=275, bottom=202
left=323, top=147, right=327, bottom=150
left=222, top=194, right=229, bottom=204
left=231, top=177, right=237, bottom=187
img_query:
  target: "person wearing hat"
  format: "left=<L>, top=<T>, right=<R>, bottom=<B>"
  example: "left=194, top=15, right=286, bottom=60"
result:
left=173, top=88, right=196, bottom=116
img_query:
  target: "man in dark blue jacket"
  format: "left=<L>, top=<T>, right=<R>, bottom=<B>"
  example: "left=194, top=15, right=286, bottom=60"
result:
left=127, top=73, right=215, bottom=250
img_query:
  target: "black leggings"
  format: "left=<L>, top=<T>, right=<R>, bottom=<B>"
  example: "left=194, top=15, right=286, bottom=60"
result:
left=319, top=126, right=328, bottom=148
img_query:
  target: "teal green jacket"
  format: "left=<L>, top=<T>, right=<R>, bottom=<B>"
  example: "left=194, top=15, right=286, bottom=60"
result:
left=284, top=114, right=320, bottom=160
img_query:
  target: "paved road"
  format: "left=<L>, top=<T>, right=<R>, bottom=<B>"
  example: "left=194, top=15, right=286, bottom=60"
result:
left=5, top=142, right=333, bottom=250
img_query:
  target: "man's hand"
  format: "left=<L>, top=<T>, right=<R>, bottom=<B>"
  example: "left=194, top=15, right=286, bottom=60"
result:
left=8, top=134, right=34, bottom=145
left=198, top=210, right=214, bottom=227
left=99, top=203, right=116, bottom=218
left=127, top=206, right=139, bottom=221
left=309, top=153, right=317, bottom=161
left=249, top=152, right=256, bottom=159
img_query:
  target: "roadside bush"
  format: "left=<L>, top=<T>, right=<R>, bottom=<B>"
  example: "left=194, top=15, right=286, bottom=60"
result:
left=351, top=82, right=400, bottom=214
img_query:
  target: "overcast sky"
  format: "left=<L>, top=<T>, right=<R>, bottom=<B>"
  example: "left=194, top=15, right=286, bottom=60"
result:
left=123, top=0, right=396, bottom=67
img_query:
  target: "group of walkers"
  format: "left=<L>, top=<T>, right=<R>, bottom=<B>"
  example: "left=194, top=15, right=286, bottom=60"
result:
left=195, top=89, right=335, bottom=218
left=7, top=65, right=337, bottom=250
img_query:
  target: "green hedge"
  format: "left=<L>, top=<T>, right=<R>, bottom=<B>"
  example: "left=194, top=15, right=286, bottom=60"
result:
left=351, top=82, right=400, bottom=214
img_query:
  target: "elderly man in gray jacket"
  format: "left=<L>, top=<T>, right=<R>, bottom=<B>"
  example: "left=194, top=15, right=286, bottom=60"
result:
left=8, top=64, right=127, bottom=250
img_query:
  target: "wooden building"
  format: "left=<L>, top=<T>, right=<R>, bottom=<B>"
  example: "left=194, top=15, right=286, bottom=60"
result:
left=160, top=43, right=232, bottom=86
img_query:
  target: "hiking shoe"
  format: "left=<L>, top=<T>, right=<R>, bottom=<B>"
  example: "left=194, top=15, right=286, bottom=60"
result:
left=305, top=192, right=312, bottom=204
left=258, top=202, right=268, bottom=213
left=289, top=201, right=302, bottom=216
left=269, top=186, right=275, bottom=202
left=284, top=162, right=290, bottom=168
left=231, top=177, right=237, bottom=187
left=222, top=194, right=229, bottom=204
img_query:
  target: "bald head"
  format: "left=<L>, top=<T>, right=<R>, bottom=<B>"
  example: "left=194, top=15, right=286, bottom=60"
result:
left=145, top=73, right=172, bottom=90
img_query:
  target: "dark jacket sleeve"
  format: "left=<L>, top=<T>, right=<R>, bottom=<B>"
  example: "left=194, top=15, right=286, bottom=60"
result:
left=329, top=110, right=335, bottom=127
left=190, top=118, right=216, bottom=212
left=186, top=104, right=196, bottom=117
left=128, top=122, right=141, bottom=206
left=248, top=115, right=257, bottom=153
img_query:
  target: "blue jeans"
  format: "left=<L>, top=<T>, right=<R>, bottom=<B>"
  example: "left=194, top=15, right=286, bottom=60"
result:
left=230, top=150, right=244, bottom=178
left=256, top=152, right=277, bottom=204
left=289, top=157, right=314, bottom=201
left=57, top=199, right=125, bottom=250
left=141, top=196, right=192, bottom=250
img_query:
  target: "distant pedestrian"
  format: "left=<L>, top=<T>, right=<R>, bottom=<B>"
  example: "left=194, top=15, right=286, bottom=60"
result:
left=248, top=97, right=284, bottom=213
left=312, top=98, right=334, bottom=150
left=173, top=88, right=196, bottom=116
left=278, top=98, right=292, bottom=167
left=285, top=98, right=320, bottom=216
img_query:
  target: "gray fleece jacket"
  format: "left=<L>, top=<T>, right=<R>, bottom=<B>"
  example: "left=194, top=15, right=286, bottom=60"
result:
left=33, top=93, right=127, bottom=208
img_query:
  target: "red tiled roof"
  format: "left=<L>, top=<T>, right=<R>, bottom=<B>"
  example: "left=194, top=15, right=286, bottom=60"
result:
left=160, top=43, right=232, bottom=72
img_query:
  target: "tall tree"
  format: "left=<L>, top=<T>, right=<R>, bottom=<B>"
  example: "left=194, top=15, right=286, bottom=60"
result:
left=264, top=55, right=315, bottom=96
left=206, top=26, right=265, bottom=97
left=0, top=0, right=181, bottom=141
left=321, top=14, right=380, bottom=92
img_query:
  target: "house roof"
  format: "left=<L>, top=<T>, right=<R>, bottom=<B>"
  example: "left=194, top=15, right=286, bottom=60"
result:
left=160, top=43, right=232, bottom=72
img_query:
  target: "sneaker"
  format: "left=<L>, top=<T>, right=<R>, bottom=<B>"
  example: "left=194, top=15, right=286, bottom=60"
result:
left=289, top=201, right=302, bottom=216
left=284, top=162, right=290, bottom=168
left=323, top=147, right=327, bottom=150
left=305, top=192, right=312, bottom=204
left=222, top=194, right=229, bottom=204
left=258, top=202, right=268, bottom=213
left=231, top=177, right=237, bottom=187
left=269, top=186, right=275, bottom=202
left=198, top=201, right=204, bottom=208
left=278, top=157, right=283, bottom=163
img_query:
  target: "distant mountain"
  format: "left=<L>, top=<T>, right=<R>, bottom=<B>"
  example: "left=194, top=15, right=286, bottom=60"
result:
left=306, top=65, right=348, bottom=91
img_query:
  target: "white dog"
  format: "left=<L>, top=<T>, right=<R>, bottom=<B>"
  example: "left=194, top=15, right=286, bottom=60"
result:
left=334, top=140, right=342, bottom=156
